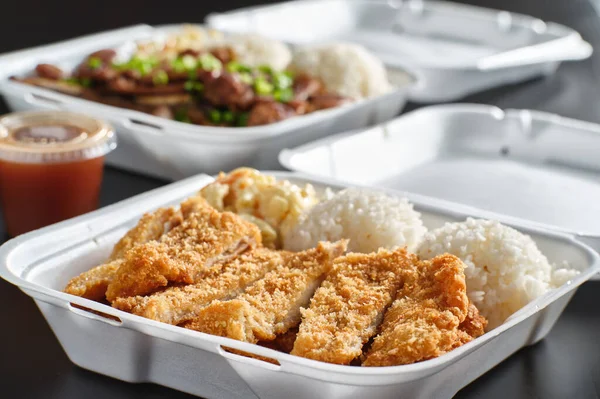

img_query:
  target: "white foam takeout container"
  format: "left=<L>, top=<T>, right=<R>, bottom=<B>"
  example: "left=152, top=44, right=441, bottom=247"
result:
left=279, top=104, right=600, bottom=255
left=0, top=171, right=598, bottom=399
left=207, top=0, right=592, bottom=102
left=0, top=24, right=414, bottom=180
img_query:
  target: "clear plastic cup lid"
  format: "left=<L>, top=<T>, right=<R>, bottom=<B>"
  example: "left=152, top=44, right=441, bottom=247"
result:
left=0, top=111, right=117, bottom=164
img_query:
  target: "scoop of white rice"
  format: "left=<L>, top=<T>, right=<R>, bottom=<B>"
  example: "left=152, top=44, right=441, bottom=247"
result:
left=290, top=42, right=392, bottom=98
left=221, top=34, right=292, bottom=71
left=417, top=218, right=579, bottom=330
left=282, top=188, right=426, bottom=253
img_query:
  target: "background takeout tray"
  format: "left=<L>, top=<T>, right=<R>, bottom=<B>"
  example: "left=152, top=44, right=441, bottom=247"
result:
left=0, top=171, right=598, bottom=399
left=207, top=0, right=592, bottom=102
left=0, top=24, right=414, bottom=181
left=280, top=104, right=600, bottom=252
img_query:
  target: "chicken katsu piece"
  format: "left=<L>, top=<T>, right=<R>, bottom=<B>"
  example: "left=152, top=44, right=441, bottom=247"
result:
left=182, top=240, right=348, bottom=343
left=64, top=259, right=124, bottom=301
left=362, top=254, right=470, bottom=367
left=291, top=248, right=417, bottom=365
left=105, top=203, right=262, bottom=302
left=64, top=206, right=184, bottom=301
left=457, top=302, right=487, bottom=344
left=112, top=247, right=290, bottom=324
left=109, top=206, right=184, bottom=261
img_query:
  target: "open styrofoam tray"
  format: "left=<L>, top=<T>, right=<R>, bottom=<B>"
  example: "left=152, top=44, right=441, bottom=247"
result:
left=207, top=0, right=592, bottom=102
left=0, top=24, right=414, bottom=180
left=0, top=171, right=598, bottom=399
left=280, top=104, right=600, bottom=251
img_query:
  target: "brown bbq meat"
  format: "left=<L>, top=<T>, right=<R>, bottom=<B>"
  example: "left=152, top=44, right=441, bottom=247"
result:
left=187, top=107, right=208, bottom=125
left=287, top=99, right=309, bottom=115
left=89, top=49, right=117, bottom=63
left=209, top=47, right=235, bottom=64
left=247, top=100, right=295, bottom=126
left=293, top=74, right=323, bottom=101
left=179, top=47, right=235, bottom=65
left=75, top=63, right=118, bottom=82
left=135, top=93, right=192, bottom=106
left=203, top=72, right=254, bottom=109
left=180, top=49, right=201, bottom=57
left=15, top=76, right=83, bottom=96
left=309, top=94, right=352, bottom=111
left=106, top=77, right=185, bottom=95
left=35, top=64, right=64, bottom=80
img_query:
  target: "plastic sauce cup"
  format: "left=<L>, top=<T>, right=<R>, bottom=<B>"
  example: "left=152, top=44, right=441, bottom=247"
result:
left=0, top=111, right=116, bottom=237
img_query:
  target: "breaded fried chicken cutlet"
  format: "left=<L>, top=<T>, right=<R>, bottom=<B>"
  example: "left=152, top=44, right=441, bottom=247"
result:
left=64, top=206, right=184, bottom=301
left=105, top=198, right=262, bottom=302
left=182, top=240, right=348, bottom=343
left=63, top=259, right=124, bottom=301
left=291, top=248, right=418, bottom=365
left=362, top=254, right=472, bottom=367
left=112, top=247, right=291, bottom=325
left=109, top=206, right=184, bottom=261
left=457, top=302, right=487, bottom=345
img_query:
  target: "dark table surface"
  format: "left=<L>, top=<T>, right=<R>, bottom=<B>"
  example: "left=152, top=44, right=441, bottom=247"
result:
left=1, top=0, right=600, bottom=398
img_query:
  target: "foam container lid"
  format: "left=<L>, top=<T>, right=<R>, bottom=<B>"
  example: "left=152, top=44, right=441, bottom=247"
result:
left=207, top=0, right=592, bottom=102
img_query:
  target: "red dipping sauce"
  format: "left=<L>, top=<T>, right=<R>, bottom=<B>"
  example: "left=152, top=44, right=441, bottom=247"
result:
left=0, top=111, right=116, bottom=236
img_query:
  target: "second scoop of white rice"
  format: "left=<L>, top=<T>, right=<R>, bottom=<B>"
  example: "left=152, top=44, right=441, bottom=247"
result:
left=290, top=42, right=392, bottom=98
left=282, top=188, right=426, bottom=254
left=418, top=218, right=579, bottom=330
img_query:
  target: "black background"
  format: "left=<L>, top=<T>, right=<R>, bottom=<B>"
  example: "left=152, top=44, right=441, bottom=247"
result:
left=1, top=0, right=600, bottom=398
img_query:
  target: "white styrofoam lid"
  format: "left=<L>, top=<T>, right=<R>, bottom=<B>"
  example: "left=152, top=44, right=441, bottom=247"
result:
left=279, top=104, right=600, bottom=237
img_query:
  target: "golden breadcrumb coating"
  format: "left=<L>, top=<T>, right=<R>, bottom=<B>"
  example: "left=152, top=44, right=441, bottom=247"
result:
left=112, top=248, right=290, bottom=324
left=182, top=240, right=348, bottom=343
left=64, top=205, right=183, bottom=301
left=105, top=201, right=262, bottom=302
left=109, top=207, right=183, bottom=261
left=457, top=302, right=487, bottom=345
left=64, top=260, right=123, bottom=301
left=291, top=248, right=418, bottom=365
left=362, top=254, right=471, bottom=367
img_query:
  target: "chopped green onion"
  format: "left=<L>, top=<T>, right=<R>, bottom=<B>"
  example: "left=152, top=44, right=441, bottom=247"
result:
left=236, top=112, right=250, bottom=127
left=222, top=111, right=235, bottom=124
left=182, top=55, right=197, bottom=70
left=226, top=61, right=252, bottom=74
left=238, top=72, right=254, bottom=85
left=184, top=81, right=195, bottom=91
left=208, top=109, right=222, bottom=124
left=113, top=56, right=158, bottom=76
left=172, top=58, right=185, bottom=73
left=198, top=53, right=222, bottom=71
left=88, top=57, right=102, bottom=69
left=140, top=63, right=154, bottom=76
left=274, top=87, right=294, bottom=103
left=173, top=55, right=197, bottom=73
left=79, top=77, right=92, bottom=87
left=64, top=77, right=81, bottom=86
left=272, top=71, right=293, bottom=90
left=184, top=81, right=204, bottom=92
left=254, top=78, right=274, bottom=95
left=188, top=70, right=198, bottom=80
left=152, top=70, right=169, bottom=85
left=174, top=109, right=191, bottom=123
left=258, top=65, right=273, bottom=75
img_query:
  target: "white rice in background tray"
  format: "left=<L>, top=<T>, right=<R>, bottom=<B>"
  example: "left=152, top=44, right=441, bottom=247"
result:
left=223, top=33, right=292, bottom=71
left=418, top=218, right=580, bottom=330
left=283, top=188, right=426, bottom=253
left=290, top=42, right=393, bottom=98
